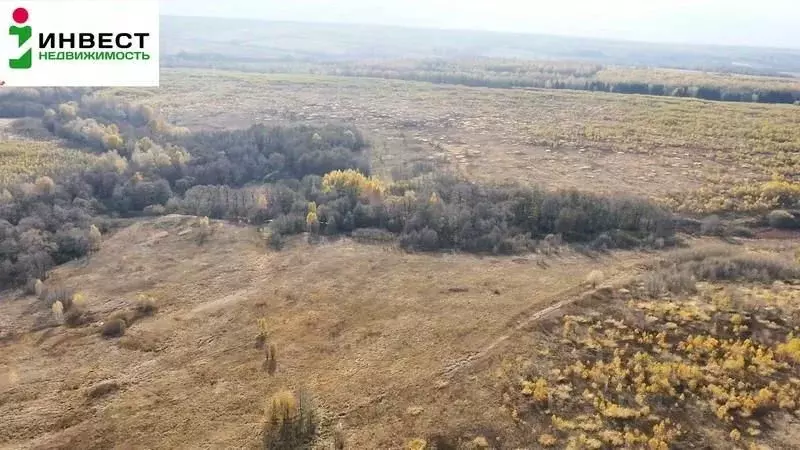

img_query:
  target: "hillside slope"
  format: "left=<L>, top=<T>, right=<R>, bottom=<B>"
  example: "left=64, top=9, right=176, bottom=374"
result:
left=0, top=215, right=650, bottom=449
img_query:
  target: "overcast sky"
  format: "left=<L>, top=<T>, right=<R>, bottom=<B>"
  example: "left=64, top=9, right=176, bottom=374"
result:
left=160, top=0, right=800, bottom=49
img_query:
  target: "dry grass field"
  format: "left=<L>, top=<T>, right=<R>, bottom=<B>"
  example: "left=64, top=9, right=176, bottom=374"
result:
left=1, top=215, right=651, bottom=449
left=1, top=219, right=797, bottom=449
left=103, top=69, right=800, bottom=214
left=1, top=64, right=800, bottom=450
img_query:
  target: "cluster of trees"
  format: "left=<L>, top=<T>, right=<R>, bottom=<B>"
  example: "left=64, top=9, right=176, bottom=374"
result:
left=324, top=65, right=800, bottom=104
left=0, top=89, right=676, bottom=289
left=0, top=87, right=92, bottom=118
left=0, top=91, right=369, bottom=287
left=0, top=176, right=98, bottom=286
left=161, top=54, right=800, bottom=105
left=258, top=170, right=675, bottom=253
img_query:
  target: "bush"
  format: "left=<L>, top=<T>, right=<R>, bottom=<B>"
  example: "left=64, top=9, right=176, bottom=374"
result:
left=642, top=269, right=696, bottom=298
left=64, top=304, right=91, bottom=327
left=143, top=204, right=167, bottom=216
left=101, top=318, right=126, bottom=337
left=264, top=343, right=277, bottom=375
left=652, top=247, right=799, bottom=288
left=333, top=422, right=346, bottom=450
left=134, top=294, right=158, bottom=315
left=51, top=300, right=64, bottom=322
left=26, top=278, right=43, bottom=296
left=88, top=224, right=102, bottom=252
left=767, top=210, right=800, bottom=229
left=263, top=390, right=318, bottom=450
left=267, top=231, right=285, bottom=250
left=688, top=254, right=800, bottom=283
left=585, top=270, right=605, bottom=288
left=700, top=215, right=725, bottom=236
left=351, top=228, right=396, bottom=243
left=42, top=285, right=76, bottom=310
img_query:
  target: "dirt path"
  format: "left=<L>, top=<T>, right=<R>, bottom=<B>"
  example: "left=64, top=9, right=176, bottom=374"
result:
left=437, top=263, right=646, bottom=379
left=335, top=260, right=649, bottom=420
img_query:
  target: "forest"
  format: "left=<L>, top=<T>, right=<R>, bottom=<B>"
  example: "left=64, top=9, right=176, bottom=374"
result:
left=0, top=88, right=675, bottom=288
left=163, top=55, right=800, bottom=105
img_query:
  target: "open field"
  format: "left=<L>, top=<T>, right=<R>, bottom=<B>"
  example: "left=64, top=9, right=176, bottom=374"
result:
left=1, top=217, right=798, bottom=449
left=0, top=215, right=649, bottom=449
left=104, top=69, right=800, bottom=214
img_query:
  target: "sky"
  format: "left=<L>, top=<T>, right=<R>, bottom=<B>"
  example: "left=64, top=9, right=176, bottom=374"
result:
left=160, top=0, right=800, bottom=49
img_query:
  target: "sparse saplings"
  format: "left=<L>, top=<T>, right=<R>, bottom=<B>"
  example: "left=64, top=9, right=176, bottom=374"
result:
left=255, top=317, right=269, bottom=348
left=196, top=216, right=212, bottom=244
left=64, top=296, right=89, bottom=327
left=264, top=343, right=277, bottom=375
left=88, top=224, right=102, bottom=253
left=51, top=300, right=64, bottom=322
left=306, top=202, right=320, bottom=234
left=26, top=278, right=43, bottom=296
left=333, top=422, right=346, bottom=450
left=262, top=390, right=318, bottom=450
left=586, top=270, right=605, bottom=288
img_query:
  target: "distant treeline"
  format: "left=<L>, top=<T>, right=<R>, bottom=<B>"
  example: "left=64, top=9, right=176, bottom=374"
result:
left=0, top=88, right=675, bottom=288
left=163, top=53, right=800, bottom=105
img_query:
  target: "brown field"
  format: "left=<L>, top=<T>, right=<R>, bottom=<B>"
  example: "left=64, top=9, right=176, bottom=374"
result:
left=1, top=215, right=649, bottom=449
left=2, top=217, right=798, bottom=449
left=102, top=69, right=800, bottom=213
left=2, top=66, right=800, bottom=450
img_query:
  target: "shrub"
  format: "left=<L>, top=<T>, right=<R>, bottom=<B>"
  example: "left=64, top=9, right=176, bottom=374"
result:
left=700, top=215, right=725, bottom=236
left=767, top=210, right=799, bottom=229
left=688, top=254, right=799, bottom=283
left=256, top=317, right=269, bottom=348
left=51, top=300, right=64, bottom=322
left=776, top=337, right=800, bottom=364
left=64, top=304, right=90, bottom=327
left=101, top=318, right=126, bottom=338
left=264, top=343, right=277, bottom=375
left=267, top=231, right=285, bottom=250
left=406, top=439, right=427, bottom=450
left=42, top=285, right=76, bottom=310
left=263, top=389, right=318, bottom=450
left=196, top=216, right=213, bottom=244
left=644, top=272, right=668, bottom=298
left=642, top=269, right=696, bottom=298
left=649, top=247, right=798, bottom=291
left=538, top=434, right=558, bottom=447
left=270, top=214, right=306, bottom=236
left=351, top=228, right=396, bottom=243
left=88, top=224, right=102, bottom=252
left=586, top=270, right=605, bottom=288
left=143, top=204, right=166, bottom=216
left=26, top=278, right=43, bottom=296
left=333, top=422, right=346, bottom=450
left=134, top=294, right=158, bottom=315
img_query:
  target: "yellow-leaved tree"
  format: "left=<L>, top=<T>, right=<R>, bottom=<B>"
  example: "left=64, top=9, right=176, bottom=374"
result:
left=321, top=169, right=385, bottom=204
left=306, top=202, right=320, bottom=234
